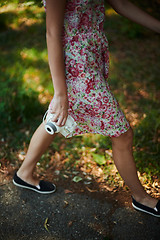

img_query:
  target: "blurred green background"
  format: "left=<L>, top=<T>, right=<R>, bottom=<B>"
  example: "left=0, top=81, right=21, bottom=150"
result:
left=0, top=0, right=160, bottom=193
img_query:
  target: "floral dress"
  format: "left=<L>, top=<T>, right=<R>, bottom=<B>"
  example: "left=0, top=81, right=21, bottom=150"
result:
left=43, top=0, right=130, bottom=137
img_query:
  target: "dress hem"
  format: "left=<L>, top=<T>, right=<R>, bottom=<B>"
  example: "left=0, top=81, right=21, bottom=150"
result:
left=70, top=124, right=131, bottom=138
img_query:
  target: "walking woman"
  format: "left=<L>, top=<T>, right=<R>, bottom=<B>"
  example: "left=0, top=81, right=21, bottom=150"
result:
left=13, top=0, right=160, bottom=217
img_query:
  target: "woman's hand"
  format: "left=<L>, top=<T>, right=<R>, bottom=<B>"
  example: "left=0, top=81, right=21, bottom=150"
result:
left=49, top=94, right=69, bottom=127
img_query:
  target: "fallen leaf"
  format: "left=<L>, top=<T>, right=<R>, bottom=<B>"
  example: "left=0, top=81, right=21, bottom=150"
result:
left=92, top=153, right=106, bottom=165
left=64, top=189, right=73, bottom=194
left=63, top=200, right=69, bottom=208
left=72, top=176, right=82, bottom=183
left=63, top=174, right=69, bottom=178
left=86, top=186, right=97, bottom=192
left=44, top=218, right=49, bottom=232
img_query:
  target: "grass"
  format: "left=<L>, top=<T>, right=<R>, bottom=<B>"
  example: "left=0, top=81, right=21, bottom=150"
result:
left=0, top=2, right=160, bottom=196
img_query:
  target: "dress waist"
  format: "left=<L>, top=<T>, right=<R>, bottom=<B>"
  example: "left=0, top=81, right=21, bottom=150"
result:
left=62, top=29, right=107, bottom=41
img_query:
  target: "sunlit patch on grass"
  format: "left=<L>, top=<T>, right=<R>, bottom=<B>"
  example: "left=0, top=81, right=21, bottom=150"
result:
left=23, top=67, right=52, bottom=104
left=23, top=68, right=41, bottom=86
left=0, top=2, right=44, bottom=30
left=124, top=110, right=147, bottom=127
left=11, top=17, right=42, bottom=30
left=20, top=48, right=48, bottom=62
left=38, top=89, right=52, bottom=104
left=0, top=3, right=18, bottom=12
left=105, top=8, right=118, bottom=17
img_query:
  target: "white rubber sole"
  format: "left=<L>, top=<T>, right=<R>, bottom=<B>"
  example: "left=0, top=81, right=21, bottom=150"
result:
left=13, top=179, right=56, bottom=194
left=132, top=203, right=160, bottom=217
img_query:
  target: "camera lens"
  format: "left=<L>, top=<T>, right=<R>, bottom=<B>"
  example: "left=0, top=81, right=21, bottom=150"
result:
left=45, top=122, right=57, bottom=135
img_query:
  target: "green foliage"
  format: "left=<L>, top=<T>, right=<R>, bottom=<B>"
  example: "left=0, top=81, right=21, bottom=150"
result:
left=133, top=110, right=160, bottom=176
left=0, top=3, right=47, bottom=134
left=120, top=18, right=144, bottom=39
left=0, top=0, right=43, bottom=7
left=0, top=12, right=9, bottom=31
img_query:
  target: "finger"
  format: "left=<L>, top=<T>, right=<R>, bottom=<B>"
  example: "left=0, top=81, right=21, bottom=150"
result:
left=50, top=108, right=56, bottom=114
left=51, top=113, right=59, bottom=123
left=61, top=116, right=67, bottom=126
left=56, top=116, right=63, bottom=126
left=57, top=114, right=67, bottom=127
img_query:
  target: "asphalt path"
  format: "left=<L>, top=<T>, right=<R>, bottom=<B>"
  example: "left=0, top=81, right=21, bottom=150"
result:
left=0, top=181, right=160, bottom=240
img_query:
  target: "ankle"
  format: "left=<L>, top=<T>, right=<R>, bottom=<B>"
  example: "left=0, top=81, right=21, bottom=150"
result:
left=132, top=193, right=158, bottom=208
left=17, top=169, right=33, bottom=180
left=132, top=193, right=148, bottom=203
left=17, top=170, right=39, bottom=186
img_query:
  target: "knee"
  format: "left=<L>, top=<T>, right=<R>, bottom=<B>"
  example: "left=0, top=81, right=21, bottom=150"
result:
left=123, top=127, right=133, bottom=142
left=111, top=127, right=133, bottom=150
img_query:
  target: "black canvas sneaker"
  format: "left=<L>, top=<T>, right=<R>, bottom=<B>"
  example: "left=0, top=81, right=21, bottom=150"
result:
left=13, top=172, right=56, bottom=194
left=132, top=196, right=160, bottom=217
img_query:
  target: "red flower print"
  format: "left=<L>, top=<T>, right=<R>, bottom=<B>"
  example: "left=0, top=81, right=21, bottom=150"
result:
left=80, top=73, right=85, bottom=78
left=102, top=96, right=109, bottom=104
left=100, top=121, right=105, bottom=130
left=97, top=99, right=103, bottom=108
left=72, top=35, right=79, bottom=42
left=69, top=59, right=76, bottom=66
left=66, top=2, right=75, bottom=11
left=102, top=113, right=109, bottom=119
left=86, top=88, right=91, bottom=94
left=76, top=63, right=84, bottom=72
left=68, top=67, right=79, bottom=77
left=101, top=104, right=108, bottom=112
left=80, top=13, right=90, bottom=25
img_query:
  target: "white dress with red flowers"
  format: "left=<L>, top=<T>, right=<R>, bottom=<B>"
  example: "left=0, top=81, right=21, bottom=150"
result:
left=43, top=0, right=130, bottom=137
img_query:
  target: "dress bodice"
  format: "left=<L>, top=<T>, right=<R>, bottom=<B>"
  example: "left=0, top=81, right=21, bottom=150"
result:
left=43, top=0, right=105, bottom=37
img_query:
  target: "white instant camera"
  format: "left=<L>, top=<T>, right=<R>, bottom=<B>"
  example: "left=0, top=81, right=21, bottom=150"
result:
left=43, top=111, right=77, bottom=138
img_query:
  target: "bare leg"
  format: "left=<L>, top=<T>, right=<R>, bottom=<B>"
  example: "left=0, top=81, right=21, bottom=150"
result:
left=17, top=123, right=56, bottom=186
left=111, top=127, right=158, bottom=208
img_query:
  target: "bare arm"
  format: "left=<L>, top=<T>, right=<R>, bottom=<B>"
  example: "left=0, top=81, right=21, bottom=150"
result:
left=106, top=0, right=160, bottom=33
left=46, top=0, right=68, bottom=126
